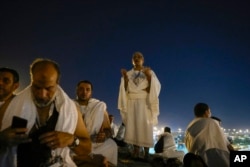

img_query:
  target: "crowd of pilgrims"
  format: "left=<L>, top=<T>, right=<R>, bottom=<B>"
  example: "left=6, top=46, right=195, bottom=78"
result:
left=0, top=52, right=234, bottom=167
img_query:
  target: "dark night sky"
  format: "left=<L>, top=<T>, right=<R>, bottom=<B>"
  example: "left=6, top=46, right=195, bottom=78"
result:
left=1, top=1, right=249, bottom=130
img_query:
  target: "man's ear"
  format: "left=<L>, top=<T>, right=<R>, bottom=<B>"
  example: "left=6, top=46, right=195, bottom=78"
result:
left=204, top=110, right=211, bottom=118
left=13, top=82, right=19, bottom=91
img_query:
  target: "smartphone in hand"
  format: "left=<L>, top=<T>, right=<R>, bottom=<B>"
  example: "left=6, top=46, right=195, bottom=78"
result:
left=11, top=116, right=28, bottom=132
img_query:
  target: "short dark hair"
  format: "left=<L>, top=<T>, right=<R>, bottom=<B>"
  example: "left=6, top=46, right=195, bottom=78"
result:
left=164, top=127, right=171, bottom=133
left=76, top=80, right=93, bottom=90
left=30, top=58, right=61, bottom=82
left=0, top=67, right=19, bottom=83
left=194, top=103, right=209, bottom=117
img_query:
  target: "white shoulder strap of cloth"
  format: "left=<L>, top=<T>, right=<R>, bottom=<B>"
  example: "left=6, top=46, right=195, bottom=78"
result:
left=84, top=98, right=106, bottom=135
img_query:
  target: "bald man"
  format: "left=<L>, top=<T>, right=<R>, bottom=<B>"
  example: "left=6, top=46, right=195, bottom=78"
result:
left=2, top=59, right=91, bottom=167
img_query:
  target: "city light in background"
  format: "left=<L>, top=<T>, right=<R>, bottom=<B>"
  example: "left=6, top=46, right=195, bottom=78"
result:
left=149, top=125, right=250, bottom=154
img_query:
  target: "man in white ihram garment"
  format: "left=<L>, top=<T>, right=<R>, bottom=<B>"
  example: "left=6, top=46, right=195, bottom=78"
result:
left=155, top=127, right=184, bottom=161
left=108, top=114, right=118, bottom=139
left=118, top=51, right=161, bottom=160
left=185, top=102, right=230, bottom=167
left=75, top=80, right=118, bottom=166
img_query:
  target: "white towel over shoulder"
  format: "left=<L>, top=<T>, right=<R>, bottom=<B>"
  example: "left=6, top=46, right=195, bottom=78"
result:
left=1, top=85, right=78, bottom=167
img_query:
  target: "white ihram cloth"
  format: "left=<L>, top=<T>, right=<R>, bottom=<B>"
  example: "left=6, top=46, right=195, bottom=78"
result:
left=118, top=69, right=161, bottom=147
left=77, top=98, right=117, bottom=165
left=185, top=118, right=229, bottom=167
left=110, top=122, right=118, bottom=138
left=0, top=85, right=78, bottom=167
left=115, top=124, right=125, bottom=141
left=157, top=132, right=185, bottom=161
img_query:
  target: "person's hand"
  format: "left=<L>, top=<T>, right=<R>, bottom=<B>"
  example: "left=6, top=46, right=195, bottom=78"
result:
left=121, top=69, right=128, bottom=78
left=143, top=67, right=151, bottom=77
left=103, top=128, right=112, bottom=139
left=39, top=131, right=73, bottom=149
left=91, top=131, right=106, bottom=143
left=0, top=127, right=31, bottom=147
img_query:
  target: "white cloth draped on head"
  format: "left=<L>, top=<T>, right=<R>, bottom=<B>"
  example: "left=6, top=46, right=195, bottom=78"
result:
left=1, top=85, right=78, bottom=167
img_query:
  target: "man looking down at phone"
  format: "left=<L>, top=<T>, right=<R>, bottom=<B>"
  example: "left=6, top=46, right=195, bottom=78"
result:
left=1, top=59, right=92, bottom=166
left=0, top=68, right=31, bottom=164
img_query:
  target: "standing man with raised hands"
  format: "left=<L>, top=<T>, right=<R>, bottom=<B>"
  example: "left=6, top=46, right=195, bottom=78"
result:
left=118, top=51, right=161, bottom=161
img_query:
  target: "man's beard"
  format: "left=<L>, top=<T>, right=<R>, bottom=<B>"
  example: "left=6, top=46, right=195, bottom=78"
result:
left=33, top=94, right=56, bottom=108
left=77, top=95, right=89, bottom=102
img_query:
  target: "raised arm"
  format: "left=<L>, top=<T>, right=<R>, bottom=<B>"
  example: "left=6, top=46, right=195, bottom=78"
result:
left=121, top=68, right=128, bottom=91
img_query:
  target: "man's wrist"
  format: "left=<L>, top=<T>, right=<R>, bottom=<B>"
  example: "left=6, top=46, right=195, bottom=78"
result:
left=69, top=136, right=80, bottom=149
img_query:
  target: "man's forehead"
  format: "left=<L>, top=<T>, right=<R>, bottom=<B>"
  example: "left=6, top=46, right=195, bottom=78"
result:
left=133, top=52, right=144, bottom=58
left=0, top=71, right=12, bottom=76
left=33, top=71, right=57, bottom=82
left=33, top=64, right=58, bottom=79
left=78, top=83, right=91, bottom=88
left=0, top=72, right=13, bottom=79
left=133, top=54, right=143, bottom=58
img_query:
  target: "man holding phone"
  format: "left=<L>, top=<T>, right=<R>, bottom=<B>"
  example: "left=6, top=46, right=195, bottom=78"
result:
left=1, top=59, right=93, bottom=167
left=0, top=68, right=31, bottom=163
